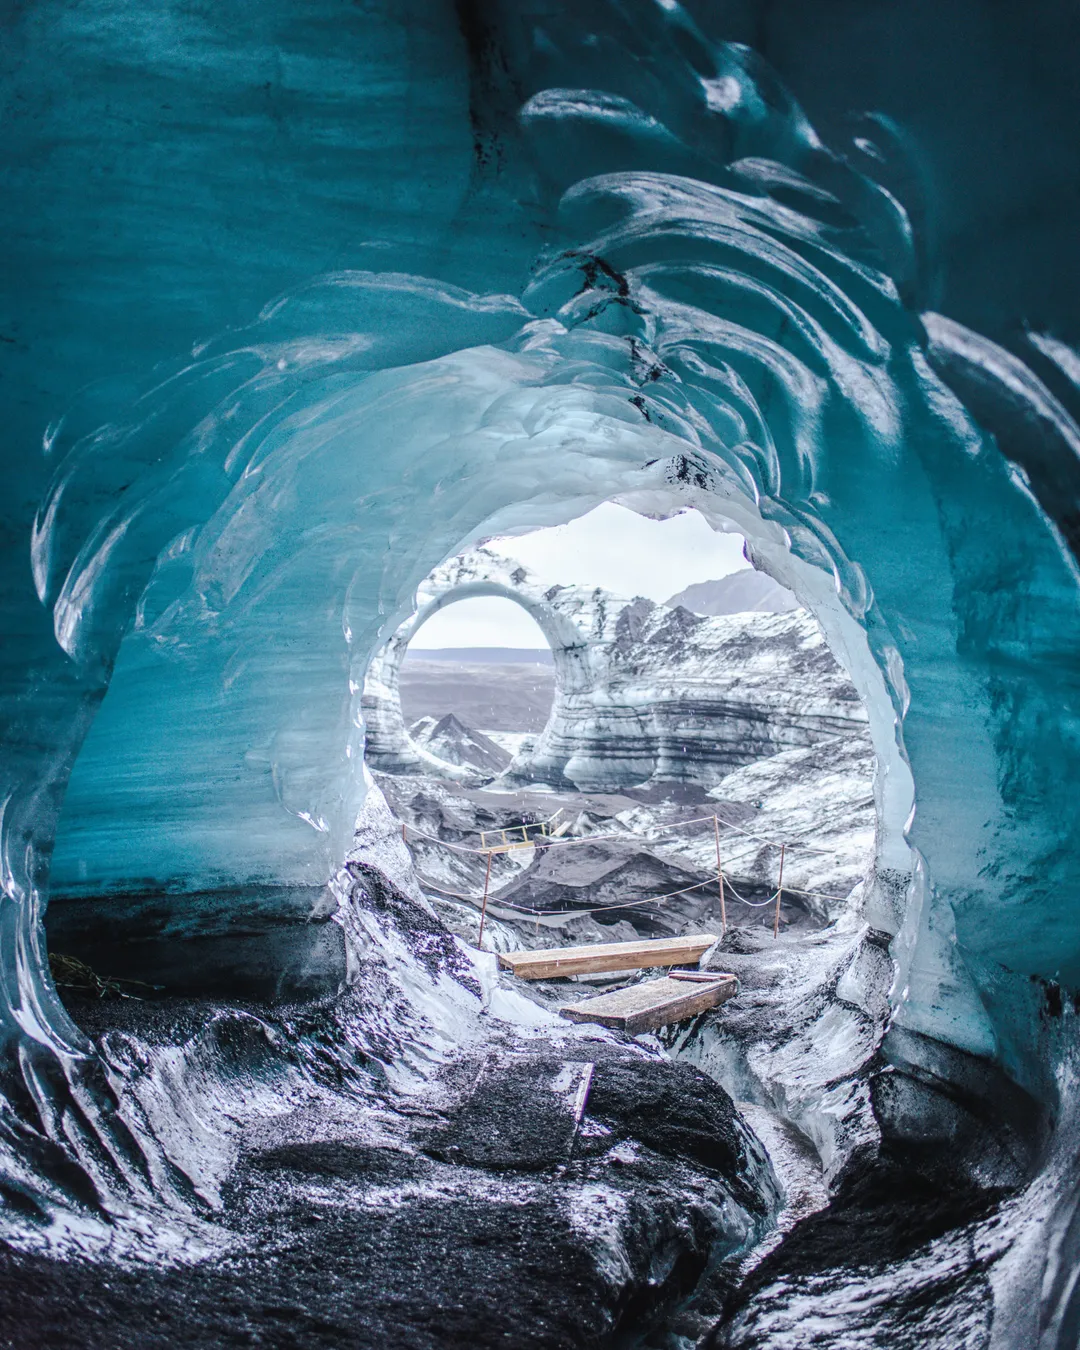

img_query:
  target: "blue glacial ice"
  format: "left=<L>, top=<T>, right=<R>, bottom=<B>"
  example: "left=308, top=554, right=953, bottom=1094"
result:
left=1, top=1, right=1080, bottom=1343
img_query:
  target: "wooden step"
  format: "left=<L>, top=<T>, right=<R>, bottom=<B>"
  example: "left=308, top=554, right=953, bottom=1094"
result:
left=559, top=972, right=739, bottom=1035
left=496, top=933, right=719, bottom=982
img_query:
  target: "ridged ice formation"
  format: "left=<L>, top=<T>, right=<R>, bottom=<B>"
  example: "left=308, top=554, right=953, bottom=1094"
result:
left=0, top=3, right=1078, bottom=1342
left=363, top=547, right=868, bottom=790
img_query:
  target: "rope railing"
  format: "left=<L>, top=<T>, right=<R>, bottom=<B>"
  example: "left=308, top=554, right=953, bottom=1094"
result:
left=421, top=872, right=789, bottom=916
left=400, top=808, right=836, bottom=859
left=400, top=807, right=857, bottom=945
left=420, top=873, right=722, bottom=919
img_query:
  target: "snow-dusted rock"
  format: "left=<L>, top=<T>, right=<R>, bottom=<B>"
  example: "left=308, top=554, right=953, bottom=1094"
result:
left=408, top=714, right=511, bottom=776
left=641, top=735, right=877, bottom=921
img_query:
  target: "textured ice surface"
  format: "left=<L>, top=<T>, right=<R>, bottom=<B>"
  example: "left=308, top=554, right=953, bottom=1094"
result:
left=0, top=2, right=1079, bottom=1339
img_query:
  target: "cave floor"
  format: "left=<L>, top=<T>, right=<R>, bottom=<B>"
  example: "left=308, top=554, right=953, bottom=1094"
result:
left=0, top=1095, right=1007, bottom=1350
left=14, top=844, right=1012, bottom=1350
left=6, top=937, right=1012, bottom=1349
left=0, top=1001, right=772, bottom=1350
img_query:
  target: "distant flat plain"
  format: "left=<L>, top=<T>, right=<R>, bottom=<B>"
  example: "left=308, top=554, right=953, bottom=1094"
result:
left=400, top=649, right=554, bottom=731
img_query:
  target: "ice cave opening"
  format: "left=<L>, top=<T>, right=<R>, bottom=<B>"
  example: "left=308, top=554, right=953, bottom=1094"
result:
left=21, top=245, right=1068, bottom=1343
left=361, top=505, right=882, bottom=973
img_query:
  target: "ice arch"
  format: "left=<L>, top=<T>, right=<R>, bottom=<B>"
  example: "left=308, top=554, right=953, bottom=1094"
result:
left=363, top=551, right=593, bottom=783
left=32, top=203, right=1066, bottom=1174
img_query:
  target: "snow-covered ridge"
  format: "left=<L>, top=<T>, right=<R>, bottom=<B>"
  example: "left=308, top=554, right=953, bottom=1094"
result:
left=666, top=570, right=799, bottom=615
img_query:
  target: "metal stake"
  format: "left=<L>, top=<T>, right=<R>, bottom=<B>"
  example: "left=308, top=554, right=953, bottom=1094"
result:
left=773, top=843, right=786, bottom=939
left=713, top=814, right=727, bottom=932
left=477, top=850, right=494, bottom=950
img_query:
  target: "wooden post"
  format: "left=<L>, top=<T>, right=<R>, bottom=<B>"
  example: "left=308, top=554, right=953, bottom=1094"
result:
left=477, top=850, right=494, bottom=950
left=402, top=822, right=407, bottom=843
left=713, top=815, right=727, bottom=932
left=773, top=844, right=786, bottom=939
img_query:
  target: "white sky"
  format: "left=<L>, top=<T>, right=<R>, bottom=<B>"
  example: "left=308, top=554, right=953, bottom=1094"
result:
left=411, top=503, right=749, bottom=649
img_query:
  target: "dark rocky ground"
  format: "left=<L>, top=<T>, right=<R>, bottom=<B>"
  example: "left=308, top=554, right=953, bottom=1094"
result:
left=0, top=998, right=1016, bottom=1350
left=6, top=896, right=1032, bottom=1350
left=703, top=1157, right=1009, bottom=1348
left=18, top=762, right=1034, bottom=1349
left=3, top=868, right=779, bottom=1350
left=0, top=1033, right=772, bottom=1350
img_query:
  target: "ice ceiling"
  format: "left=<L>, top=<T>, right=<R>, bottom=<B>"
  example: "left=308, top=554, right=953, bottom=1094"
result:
left=3, top=0, right=1080, bottom=1307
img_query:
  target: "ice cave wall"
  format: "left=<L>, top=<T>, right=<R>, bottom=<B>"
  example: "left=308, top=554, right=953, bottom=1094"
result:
left=2, top=0, right=1080, bottom=1227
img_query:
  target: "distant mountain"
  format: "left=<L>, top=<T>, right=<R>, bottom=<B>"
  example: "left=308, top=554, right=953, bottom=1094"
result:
left=408, top=714, right=511, bottom=775
left=406, top=647, right=554, bottom=665
left=666, top=571, right=799, bottom=616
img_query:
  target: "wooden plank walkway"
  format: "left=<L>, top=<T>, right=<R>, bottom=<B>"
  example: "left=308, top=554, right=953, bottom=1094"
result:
left=496, top=933, right=719, bottom=981
left=559, top=971, right=739, bottom=1035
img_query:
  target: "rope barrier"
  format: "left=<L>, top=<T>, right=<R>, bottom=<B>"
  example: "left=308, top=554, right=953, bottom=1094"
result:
left=721, top=877, right=785, bottom=908
left=419, top=873, right=735, bottom=920
left=407, top=830, right=828, bottom=896
left=410, top=826, right=761, bottom=901
left=417, top=869, right=839, bottom=918
left=401, top=807, right=839, bottom=859
left=400, top=808, right=861, bottom=941
left=418, top=864, right=799, bottom=918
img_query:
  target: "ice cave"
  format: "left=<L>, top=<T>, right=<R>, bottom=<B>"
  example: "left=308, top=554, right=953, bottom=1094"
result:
left=2, top=2, right=1080, bottom=1346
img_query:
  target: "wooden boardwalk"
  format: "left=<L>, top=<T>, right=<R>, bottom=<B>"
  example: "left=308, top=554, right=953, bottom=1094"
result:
left=559, top=971, right=739, bottom=1035
left=496, top=933, right=719, bottom=981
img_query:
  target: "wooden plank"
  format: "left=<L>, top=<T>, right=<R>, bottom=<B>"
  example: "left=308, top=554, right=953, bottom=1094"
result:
left=496, top=933, right=719, bottom=981
left=558, top=974, right=739, bottom=1035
